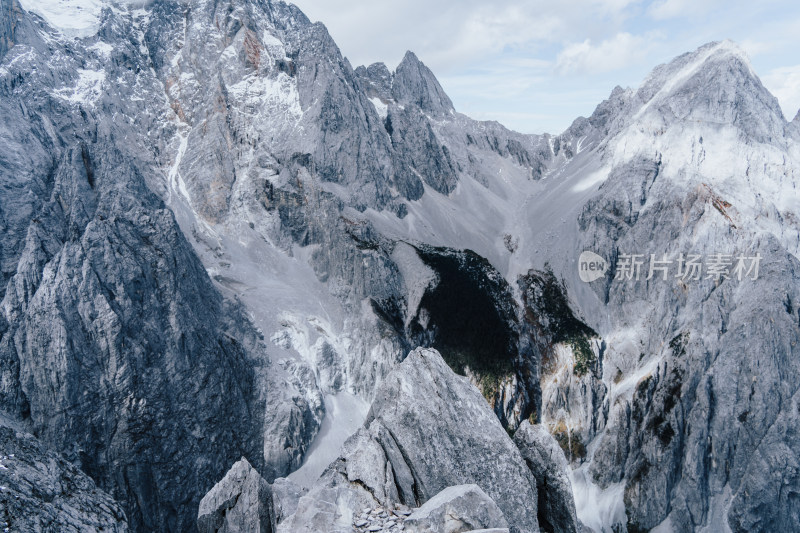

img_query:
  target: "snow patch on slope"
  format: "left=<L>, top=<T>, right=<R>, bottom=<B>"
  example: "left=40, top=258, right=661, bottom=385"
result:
left=288, top=392, right=370, bottom=487
left=369, top=97, right=388, bottom=120
left=570, top=466, right=626, bottom=533
left=54, top=68, right=105, bottom=105
left=572, top=165, right=610, bottom=192
left=390, top=242, right=437, bottom=327
left=19, top=0, right=105, bottom=38
left=227, top=72, right=303, bottom=121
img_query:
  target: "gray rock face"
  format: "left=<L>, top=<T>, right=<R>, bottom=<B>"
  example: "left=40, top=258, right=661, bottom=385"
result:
left=0, top=0, right=20, bottom=61
left=514, top=422, right=578, bottom=533
left=403, top=484, right=508, bottom=533
left=354, top=62, right=393, bottom=101
left=2, top=1, right=799, bottom=533
left=262, top=385, right=322, bottom=482
left=365, top=348, right=539, bottom=532
left=0, top=4, right=268, bottom=532
left=197, top=458, right=272, bottom=533
left=392, top=51, right=455, bottom=116
left=0, top=422, right=128, bottom=532
left=275, top=426, right=400, bottom=532
left=276, top=465, right=379, bottom=532
left=558, top=41, right=800, bottom=532
left=387, top=104, right=458, bottom=195
left=636, top=42, right=786, bottom=143
left=275, top=348, right=539, bottom=532
left=269, top=477, right=307, bottom=525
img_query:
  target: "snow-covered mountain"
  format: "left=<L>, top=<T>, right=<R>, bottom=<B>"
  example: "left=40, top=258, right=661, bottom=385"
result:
left=1, top=0, right=798, bottom=531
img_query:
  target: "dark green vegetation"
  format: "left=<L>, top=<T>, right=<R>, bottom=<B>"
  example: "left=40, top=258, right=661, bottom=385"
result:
left=552, top=421, right=587, bottom=461
left=409, top=245, right=519, bottom=393
left=520, top=268, right=598, bottom=376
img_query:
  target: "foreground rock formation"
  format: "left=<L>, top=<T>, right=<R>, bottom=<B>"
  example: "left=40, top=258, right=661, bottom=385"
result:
left=514, top=422, right=579, bottom=533
left=0, top=420, right=129, bottom=532
left=197, top=457, right=272, bottom=533
left=402, top=484, right=508, bottom=533
left=200, top=348, right=579, bottom=533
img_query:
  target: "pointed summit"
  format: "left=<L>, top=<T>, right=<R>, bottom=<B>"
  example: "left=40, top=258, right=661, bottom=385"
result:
left=634, top=40, right=785, bottom=143
left=354, top=61, right=393, bottom=101
left=392, top=51, right=454, bottom=115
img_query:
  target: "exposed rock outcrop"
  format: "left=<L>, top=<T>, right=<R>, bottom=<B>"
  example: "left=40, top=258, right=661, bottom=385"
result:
left=0, top=421, right=128, bottom=532
left=0, top=5, right=268, bottom=531
left=514, top=421, right=579, bottom=533
left=3, top=0, right=799, bottom=531
left=274, top=347, right=540, bottom=532
left=197, top=458, right=272, bottom=533
left=0, top=0, right=21, bottom=61
left=403, top=484, right=508, bottom=533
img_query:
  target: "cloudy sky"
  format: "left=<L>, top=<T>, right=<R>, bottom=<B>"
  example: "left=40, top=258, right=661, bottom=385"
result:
left=290, top=0, right=800, bottom=134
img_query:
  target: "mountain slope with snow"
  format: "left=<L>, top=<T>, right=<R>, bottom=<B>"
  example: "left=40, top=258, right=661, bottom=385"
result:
left=0, top=1, right=798, bottom=532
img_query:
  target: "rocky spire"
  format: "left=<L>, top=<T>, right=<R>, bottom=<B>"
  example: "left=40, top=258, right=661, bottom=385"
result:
left=392, top=51, right=454, bottom=115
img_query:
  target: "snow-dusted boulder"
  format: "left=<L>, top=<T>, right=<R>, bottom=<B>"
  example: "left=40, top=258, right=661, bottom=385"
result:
left=403, top=484, right=508, bottom=533
left=275, top=428, right=392, bottom=532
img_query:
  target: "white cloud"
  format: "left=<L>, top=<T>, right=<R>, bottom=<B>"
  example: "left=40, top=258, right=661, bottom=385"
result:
left=648, top=0, right=722, bottom=20
left=288, top=0, right=800, bottom=133
left=762, top=65, right=800, bottom=120
left=738, top=39, right=774, bottom=58
left=555, top=33, right=651, bottom=75
left=290, top=0, right=641, bottom=72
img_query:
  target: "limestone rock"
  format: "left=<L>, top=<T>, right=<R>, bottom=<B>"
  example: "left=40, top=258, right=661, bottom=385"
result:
left=0, top=423, right=128, bottom=533
left=366, top=348, right=540, bottom=532
left=403, top=484, right=508, bottom=533
left=197, top=458, right=271, bottom=533
left=514, top=421, right=578, bottom=533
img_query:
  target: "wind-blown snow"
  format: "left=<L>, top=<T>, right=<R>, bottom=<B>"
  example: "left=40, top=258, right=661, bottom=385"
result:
left=369, top=97, right=388, bottom=120
left=288, top=392, right=370, bottom=487
left=54, top=68, right=105, bottom=105
left=570, top=466, right=626, bottom=533
left=19, top=0, right=105, bottom=38
left=572, top=165, right=609, bottom=192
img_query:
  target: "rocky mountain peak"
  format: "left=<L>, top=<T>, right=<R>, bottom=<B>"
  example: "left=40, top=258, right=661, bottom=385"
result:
left=584, top=84, right=635, bottom=137
left=633, top=40, right=785, bottom=142
left=354, top=61, right=393, bottom=100
left=636, top=40, right=748, bottom=100
left=392, top=50, right=454, bottom=115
